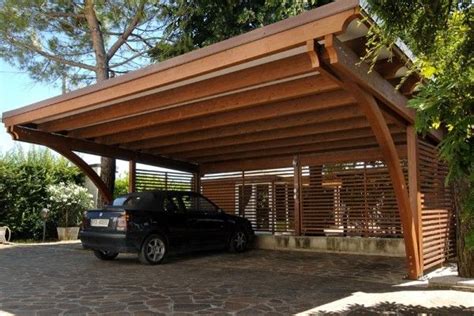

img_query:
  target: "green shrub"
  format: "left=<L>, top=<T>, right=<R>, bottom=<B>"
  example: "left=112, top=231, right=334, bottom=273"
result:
left=47, top=182, right=93, bottom=227
left=114, top=172, right=129, bottom=198
left=0, top=146, right=84, bottom=240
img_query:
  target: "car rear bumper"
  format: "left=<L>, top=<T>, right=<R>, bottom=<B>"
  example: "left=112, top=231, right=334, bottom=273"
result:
left=79, top=230, right=138, bottom=253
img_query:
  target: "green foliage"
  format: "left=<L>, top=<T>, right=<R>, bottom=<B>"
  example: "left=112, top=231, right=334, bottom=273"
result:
left=150, top=0, right=331, bottom=61
left=0, top=146, right=84, bottom=240
left=47, top=182, right=93, bottom=227
left=114, top=172, right=129, bottom=198
left=365, top=1, right=473, bottom=250
left=0, top=0, right=163, bottom=88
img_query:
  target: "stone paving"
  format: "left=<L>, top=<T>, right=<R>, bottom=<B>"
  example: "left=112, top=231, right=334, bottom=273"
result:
left=0, top=242, right=435, bottom=315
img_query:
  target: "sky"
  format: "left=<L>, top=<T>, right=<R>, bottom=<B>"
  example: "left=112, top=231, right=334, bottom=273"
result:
left=0, top=59, right=131, bottom=174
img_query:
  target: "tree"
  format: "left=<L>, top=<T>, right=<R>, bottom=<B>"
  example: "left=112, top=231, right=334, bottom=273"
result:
left=0, top=0, right=164, bottom=206
left=150, top=0, right=331, bottom=61
left=365, top=1, right=473, bottom=277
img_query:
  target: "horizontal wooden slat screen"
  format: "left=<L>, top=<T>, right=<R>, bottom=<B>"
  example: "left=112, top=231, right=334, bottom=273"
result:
left=418, top=139, right=456, bottom=271
left=135, top=168, right=194, bottom=192
left=201, top=168, right=295, bottom=233
left=301, top=161, right=404, bottom=237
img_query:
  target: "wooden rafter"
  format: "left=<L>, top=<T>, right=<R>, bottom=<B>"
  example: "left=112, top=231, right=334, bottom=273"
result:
left=42, top=53, right=317, bottom=134
left=323, top=36, right=415, bottom=123
left=169, top=126, right=403, bottom=159
left=125, top=105, right=362, bottom=150
left=7, top=126, right=198, bottom=173
left=201, top=145, right=408, bottom=174
left=98, top=88, right=354, bottom=145
left=70, top=74, right=337, bottom=139
left=194, top=134, right=406, bottom=164
left=153, top=116, right=372, bottom=154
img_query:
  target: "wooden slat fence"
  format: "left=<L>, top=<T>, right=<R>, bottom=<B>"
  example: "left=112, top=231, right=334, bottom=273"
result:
left=418, top=139, right=456, bottom=270
left=301, top=161, right=404, bottom=237
left=201, top=168, right=295, bottom=234
left=135, top=169, right=194, bottom=192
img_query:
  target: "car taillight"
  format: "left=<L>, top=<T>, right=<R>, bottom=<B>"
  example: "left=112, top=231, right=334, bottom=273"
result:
left=116, top=212, right=129, bottom=231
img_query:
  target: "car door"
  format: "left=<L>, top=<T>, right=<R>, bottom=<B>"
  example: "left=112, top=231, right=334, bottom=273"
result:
left=181, top=192, right=227, bottom=249
left=162, top=193, right=189, bottom=251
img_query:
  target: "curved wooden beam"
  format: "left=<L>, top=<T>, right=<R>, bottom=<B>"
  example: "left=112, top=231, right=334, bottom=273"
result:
left=50, top=146, right=113, bottom=205
left=345, top=81, right=421, bottom=279
left=314, top=35, right=422, bottom=278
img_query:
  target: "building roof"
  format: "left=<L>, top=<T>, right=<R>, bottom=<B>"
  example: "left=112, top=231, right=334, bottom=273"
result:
left=2, top=0, right=426, bottom=174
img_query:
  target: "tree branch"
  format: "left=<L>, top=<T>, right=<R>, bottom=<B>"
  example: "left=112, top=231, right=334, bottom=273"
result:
left=107, top=1, right=146, bottom=61
left=109, top=50, right=148, bottom=68
left=7, top=36, right=96, bottom=72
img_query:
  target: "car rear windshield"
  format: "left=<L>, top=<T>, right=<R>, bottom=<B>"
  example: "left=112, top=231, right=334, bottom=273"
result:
left=112, top=197, right=128, bottom=206
left=112, top=193, right=159, bottom=210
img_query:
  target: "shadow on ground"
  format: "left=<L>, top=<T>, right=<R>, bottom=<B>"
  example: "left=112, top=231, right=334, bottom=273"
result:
left=0, top=242, right=467, bottom=315
left=315, top=302, right=473, bottom=315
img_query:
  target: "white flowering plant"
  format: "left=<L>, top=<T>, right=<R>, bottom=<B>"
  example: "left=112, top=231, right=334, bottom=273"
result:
left=47, top=182, right=93, bottom=227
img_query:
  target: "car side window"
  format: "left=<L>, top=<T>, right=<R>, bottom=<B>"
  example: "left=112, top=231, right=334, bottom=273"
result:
left=163, top=197, right=178, bottom=212
left=163, top=195, right=186, bottom=213
left=181, top=193, right=218, bottom=213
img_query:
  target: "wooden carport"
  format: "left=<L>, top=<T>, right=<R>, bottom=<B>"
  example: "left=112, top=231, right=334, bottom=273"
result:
left=2, top=0, right=454, bottom=279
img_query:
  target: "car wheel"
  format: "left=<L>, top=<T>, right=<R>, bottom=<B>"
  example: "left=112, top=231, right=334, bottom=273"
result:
left=139, top=234, right=167, bottom=265
left=93, top=250, right=119, bottom=260
left=228, top=230, right=248, bottom=253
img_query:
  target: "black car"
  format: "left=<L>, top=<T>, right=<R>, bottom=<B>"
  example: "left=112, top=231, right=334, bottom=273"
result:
left=79, top=190, right=254, bottom=264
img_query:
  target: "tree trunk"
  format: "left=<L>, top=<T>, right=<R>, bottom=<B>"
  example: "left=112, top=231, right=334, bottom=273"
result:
left=84, top=0, right=115, bottom=206
left=454, top=179, right=474, bottom=277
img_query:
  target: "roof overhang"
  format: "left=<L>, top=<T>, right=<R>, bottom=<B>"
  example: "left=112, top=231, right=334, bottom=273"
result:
left=2, top=0, right=429, bottom=174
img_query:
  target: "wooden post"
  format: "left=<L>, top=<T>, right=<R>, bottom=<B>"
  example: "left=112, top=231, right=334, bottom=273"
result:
left=293, top=155, right=303, bottom=236
left=193, top=172, right=201, bottom=193
left=347, top=82, right=421, bottom=279
left=363, top=163, right=369, bottom=237
left=128, top=160, right=136, bottom=193
left=271, top=180, right=276, bottom=234
left=407, top=125, right=424, bottom=273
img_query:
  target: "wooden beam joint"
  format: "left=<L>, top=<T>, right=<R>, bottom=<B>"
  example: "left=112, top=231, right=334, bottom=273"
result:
left=49, top=145, right=113, bottom=205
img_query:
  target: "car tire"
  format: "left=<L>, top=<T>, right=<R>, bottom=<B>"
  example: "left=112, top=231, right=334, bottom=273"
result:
left=93, top=250, right=119, bottom=261
left=228, top=229, right=248, bottom=253
left=139, top=234, right=167, bottom=265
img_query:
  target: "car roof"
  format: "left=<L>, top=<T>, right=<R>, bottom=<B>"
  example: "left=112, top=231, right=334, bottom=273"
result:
left=115, top=190, right=198, bottom=199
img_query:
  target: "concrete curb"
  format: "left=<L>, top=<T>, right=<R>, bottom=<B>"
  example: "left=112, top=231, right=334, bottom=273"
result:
left=429, top=276, right=474, bottom=292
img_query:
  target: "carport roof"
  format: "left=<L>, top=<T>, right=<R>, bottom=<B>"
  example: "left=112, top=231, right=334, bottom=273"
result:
left=2, top=0, right=428, bottom=174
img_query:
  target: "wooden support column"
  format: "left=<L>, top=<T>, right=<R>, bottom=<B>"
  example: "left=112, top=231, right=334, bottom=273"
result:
left=128, top=160, right=136, bottom=193
left=407, top=125, right=424, bottom=273
left=293, top=155, right=303, bottom=236
left=193, top=171, right=201, bottom=193
left=346, top=82, right=421, bottom=279
left=315, top=37, right=421, bottom=278
left=49, top=145, right=113, bottom=205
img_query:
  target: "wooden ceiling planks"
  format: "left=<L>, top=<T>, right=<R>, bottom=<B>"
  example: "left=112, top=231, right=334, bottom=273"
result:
left=38, top=52, right=317, bottom=133
left=97, top=89, right=356, bottom=145
left=2, top=2, right=358, bottom=127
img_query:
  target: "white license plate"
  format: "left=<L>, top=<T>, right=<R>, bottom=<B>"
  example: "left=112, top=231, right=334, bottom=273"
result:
left=91, top=219, right=110, bottom=227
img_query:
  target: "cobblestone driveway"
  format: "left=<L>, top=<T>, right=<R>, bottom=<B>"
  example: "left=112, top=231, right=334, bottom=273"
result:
left=0, top=242, right=408, bottom=315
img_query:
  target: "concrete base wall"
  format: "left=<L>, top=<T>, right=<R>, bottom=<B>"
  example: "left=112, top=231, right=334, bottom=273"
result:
left=254, top=234, right=406, bottom=257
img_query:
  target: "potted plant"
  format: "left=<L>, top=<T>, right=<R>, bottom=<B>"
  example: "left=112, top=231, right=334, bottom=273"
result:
left=47, top=182, right=93, bottom=241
